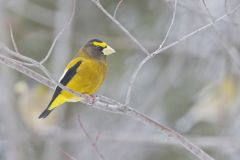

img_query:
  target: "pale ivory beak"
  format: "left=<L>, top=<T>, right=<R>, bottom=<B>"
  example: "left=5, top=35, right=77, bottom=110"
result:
left=102, top=45, right=116, bottom=55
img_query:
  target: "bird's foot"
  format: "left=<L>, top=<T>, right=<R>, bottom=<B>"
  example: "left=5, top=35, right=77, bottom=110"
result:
left=83, top=94, right=97, bottom=105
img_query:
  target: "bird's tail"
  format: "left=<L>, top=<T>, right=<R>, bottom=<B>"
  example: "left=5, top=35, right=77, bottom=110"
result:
left=38, top=108, right=53, bottom=119
left=39, top=94, right=66, bottom=119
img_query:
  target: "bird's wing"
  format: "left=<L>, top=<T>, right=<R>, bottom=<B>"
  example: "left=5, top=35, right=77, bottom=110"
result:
left=48, top=60, right=82, bottom=109
left=38, top=60, right=82, bottom=119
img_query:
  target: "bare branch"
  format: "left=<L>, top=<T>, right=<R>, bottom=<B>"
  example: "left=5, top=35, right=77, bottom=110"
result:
left=39, top=131, right=240, bottom=150
left=0, top=52, right=54, bottom=89
left=77, top=115, right=106, bottom=160
left=125, top=108, right=213, bottom=160
left=0, top=44, right=214, bottom=160
left=157, top=0, right=178, bottom=50
left=90, top=0, right=150, bottom=55
left=95, top=131, right=102, bottom=143
left=113, top=0, right=123, bottom=19
left=59, top=148, right=78, bottom=160
left=9, top=24, right=19, bottom=53
left=7, top=26, right=92, bottom=104
left=3, top=42, right=55, bottom=82
left=125, top=0, right=178, bottom=105
left=9, top=25, right=64, bottom=93
left=0, top=45, right=90, bottom=103
left=201, top=0, right=240, bottom=73
left=125, top=2, right=240, bottom=106
left=93, top=100, right=214, bottom=160
left=39, top=0, right=76, bottom=65
left=224, top=0, right=240, bottom=25
left=8, top=24, right=57, bottom=80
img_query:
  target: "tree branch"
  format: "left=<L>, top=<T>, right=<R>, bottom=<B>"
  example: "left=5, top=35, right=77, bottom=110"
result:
left=90, top=0, right=150, bottom=55
left=224, top=0, right=240, bottom=25
left=156, top=0, right=178, bottom=50
left=125, top=2, right=240, bottom=106
left=39, top=0, right=76, bottom=65
left=0, top=43, right=213, bottom=160
left=125, top=0, right=178, bottom=105
left=78, top=115, right=106, bottom=160
left=201, top=0, right=240, bottom=73
left=113, top=0, right=123, bottom=19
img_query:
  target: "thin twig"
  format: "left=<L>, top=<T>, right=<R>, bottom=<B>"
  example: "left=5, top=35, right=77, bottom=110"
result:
left=0, top=48, right=84, bottom=101
left=125, top=0, right=178, bottom=105
left=39, top=0, right=76, bottom=65
left=0, top=44, right=214, bottom=160
left=8, top=0, right=75, bottom=69
left=59, top=148, right=78, bottom=160
left=9, top=24, right=19, bottom=53
left=201, top=0, right=240, bottom=73
left=125, top=108, right=213, bottom=160
left=95, top=131, right=102, bottom=143
left=7, top=27, right=93, bottom=103
left=124, top=2, right=240, bottom=106
left=224, top=0, right=240, bottom=25
left=0, top=52, right=54, bottom=89
left=157, top=0, right=178, bottom=50
left=3, top=43, right=54, bottom=81
left=4, top=0, right=237, bottom=159
left=113, top=0, right=123, bottom=19
left=77, top=115, right=106, bottom=160
left=8, top=25, right=57, bottom=80
left=93, top=99, right=214, bottom=160
left=90, top=0, right=150, bottom=55
left=0, top=45, right=92, bottom=104
left=8, top=18, right=70, bottom=93
left=8, top=24, right=38, bottom=67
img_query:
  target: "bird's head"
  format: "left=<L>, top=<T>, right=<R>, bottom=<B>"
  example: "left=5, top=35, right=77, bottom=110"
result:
left=82, top=39, right=116, bottom=60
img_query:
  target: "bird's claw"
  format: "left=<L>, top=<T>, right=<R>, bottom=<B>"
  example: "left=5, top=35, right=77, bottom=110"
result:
left=84, top=94, right=97, bottom=105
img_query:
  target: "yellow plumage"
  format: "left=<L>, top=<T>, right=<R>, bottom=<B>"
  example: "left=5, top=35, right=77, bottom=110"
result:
left=48, top=57, right=107, bottom=110
left=39, top=39, right=115, bottom=119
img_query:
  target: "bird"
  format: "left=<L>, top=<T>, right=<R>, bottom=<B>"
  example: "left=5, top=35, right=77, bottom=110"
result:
left=38, top=39, right=116, bottom=119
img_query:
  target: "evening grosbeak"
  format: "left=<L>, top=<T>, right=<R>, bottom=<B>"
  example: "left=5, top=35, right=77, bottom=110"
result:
left=39, top=39, right=116, bottom=119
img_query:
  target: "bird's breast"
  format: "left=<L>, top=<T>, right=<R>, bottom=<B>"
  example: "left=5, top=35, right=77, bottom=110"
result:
left=66, top=60, right=107, bottom=95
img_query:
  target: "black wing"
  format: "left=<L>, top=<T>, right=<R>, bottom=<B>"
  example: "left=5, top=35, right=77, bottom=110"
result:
left=38, top=61, right=82, bottom=119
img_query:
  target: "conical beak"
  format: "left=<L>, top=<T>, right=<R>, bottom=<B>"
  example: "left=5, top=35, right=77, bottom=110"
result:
left=102, top=45, right=116, bottom=55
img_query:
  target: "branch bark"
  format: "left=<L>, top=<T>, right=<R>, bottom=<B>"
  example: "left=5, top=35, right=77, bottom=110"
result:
left=0, top=44, right=214, bottom=160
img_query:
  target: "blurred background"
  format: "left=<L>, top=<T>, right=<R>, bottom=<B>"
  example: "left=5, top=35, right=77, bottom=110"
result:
left=0, top=0, right=240, bottom=159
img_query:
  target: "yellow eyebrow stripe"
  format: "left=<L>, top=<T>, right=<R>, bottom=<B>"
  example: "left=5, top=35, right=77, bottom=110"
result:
left=93, top=41, right=107, bottom=48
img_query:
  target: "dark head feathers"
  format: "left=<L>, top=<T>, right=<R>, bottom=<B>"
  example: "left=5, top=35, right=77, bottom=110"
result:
left=87, top=39, right=103, bottom=44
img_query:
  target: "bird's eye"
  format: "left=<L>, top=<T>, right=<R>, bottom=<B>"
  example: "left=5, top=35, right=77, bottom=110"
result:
left=96, top=46, right=103, bottom=51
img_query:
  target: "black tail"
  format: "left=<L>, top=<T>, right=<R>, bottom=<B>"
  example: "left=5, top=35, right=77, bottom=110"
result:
left=38, top=108, right=53, bottom=119
left=38, top=92, right=56, bottom=119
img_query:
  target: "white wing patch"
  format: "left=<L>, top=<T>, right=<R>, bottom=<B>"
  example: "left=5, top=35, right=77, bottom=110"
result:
left=58, top=70, right=67, bottom=82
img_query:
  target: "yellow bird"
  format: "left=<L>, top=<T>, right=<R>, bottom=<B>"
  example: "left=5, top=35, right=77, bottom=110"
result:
left=39, top=39, right=116, bottom=119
